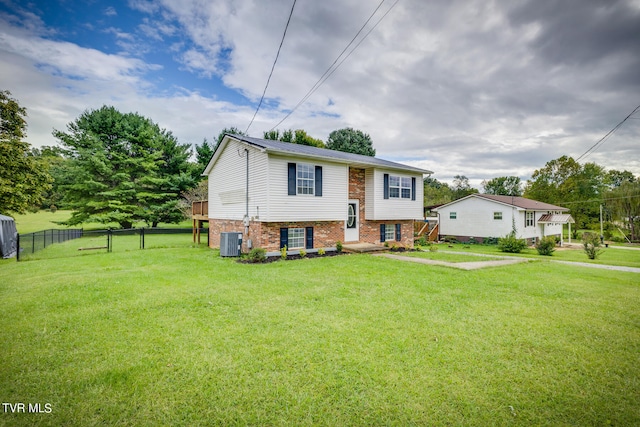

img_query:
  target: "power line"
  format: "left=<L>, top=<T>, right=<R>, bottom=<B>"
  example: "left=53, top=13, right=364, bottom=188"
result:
left=244, top=0, right=297, bottom=134
left=576, top=103, right=640, bottom=162
left=552, top=194, right=640, bottom=206
left=269, top=0, right=400, bottom=131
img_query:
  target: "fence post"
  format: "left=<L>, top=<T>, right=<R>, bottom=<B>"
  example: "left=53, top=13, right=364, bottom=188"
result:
left=107, top=230, right=112, bottom=253
left=32, top=232, right=35, bottom=254
left=140, top=227, right=145, bottom=249
left=16, top=233, right=20, bottom=262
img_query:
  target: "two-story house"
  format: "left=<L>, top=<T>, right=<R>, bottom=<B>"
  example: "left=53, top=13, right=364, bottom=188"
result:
left=202, top=134, right=431, bottom=252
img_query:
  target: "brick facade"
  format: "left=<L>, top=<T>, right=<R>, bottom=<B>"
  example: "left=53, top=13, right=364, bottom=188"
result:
left=209, top=218, right=345, bottom=252
left=208, top=166, right=414, bottom=251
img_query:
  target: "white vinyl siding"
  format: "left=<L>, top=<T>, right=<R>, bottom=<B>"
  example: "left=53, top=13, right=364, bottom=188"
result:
left=365, top=169, right=424, bottom=220
left=435, top=196, right=566, bottom=241
left=207, top=140, right=268, bottom=221
left=437, top=197, right=519, bottom=239
left=267, top=155, right=347, bottom=222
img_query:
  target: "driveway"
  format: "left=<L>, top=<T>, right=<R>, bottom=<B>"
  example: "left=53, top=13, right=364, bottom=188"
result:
left=374, top=250, right=640, bottom=273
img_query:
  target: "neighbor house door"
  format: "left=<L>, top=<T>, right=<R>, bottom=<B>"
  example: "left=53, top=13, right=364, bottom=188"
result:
left=345, top=200, right=359, bottom=242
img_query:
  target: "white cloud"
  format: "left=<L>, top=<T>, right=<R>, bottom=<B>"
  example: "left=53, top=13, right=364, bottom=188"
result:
left=1, top=0, right=638, bottom=186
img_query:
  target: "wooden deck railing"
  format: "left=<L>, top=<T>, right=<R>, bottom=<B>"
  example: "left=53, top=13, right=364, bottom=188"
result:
left=192, top=200, right=208, bottom=217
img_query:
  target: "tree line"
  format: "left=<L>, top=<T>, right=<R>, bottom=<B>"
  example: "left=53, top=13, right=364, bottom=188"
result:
left=424, top=158, right=639, bottom=241
left=2, top=90, right=637, bottom=240
left=1, top=91, right=375, bottom=229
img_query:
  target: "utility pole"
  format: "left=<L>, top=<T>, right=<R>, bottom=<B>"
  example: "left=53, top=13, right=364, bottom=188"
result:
left=600, top=204, right=604, bottom=243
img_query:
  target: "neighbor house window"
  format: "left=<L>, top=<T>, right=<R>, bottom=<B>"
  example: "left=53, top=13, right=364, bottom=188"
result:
left=297, top=163, right=314, bottom=195
left=494, top=212, right=502, bottom=220
left=525, top=211, right=535, bottom=227
left=288, top=228, right=305, bottom=249
left=450, top=212, right=457, bottom=219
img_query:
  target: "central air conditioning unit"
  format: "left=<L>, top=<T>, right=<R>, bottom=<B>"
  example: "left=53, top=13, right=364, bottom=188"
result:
left=220, top=232, right=242, bottom=257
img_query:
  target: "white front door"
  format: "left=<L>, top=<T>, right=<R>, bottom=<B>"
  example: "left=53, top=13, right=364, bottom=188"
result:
left=345, top=200, right=359, bottom=242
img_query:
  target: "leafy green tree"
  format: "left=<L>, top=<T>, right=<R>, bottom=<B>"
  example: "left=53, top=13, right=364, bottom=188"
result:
left=31, top=146, right=73, bottom=210
left=605, top=178, right=640, bottom=242
left=326, top=127, right=375, bottom=156
left=606, top=169, right=635, bottom=188
left=264, top=128, right=324, bottom=147
left=452, top=175, right=478, bottom=200
left=216, top=127, right=246, bottom=146
left=481, top=176, right=522, bottom=196
left=524, top=156, right=607, bottom=234
left=423, top=176, right=453, bottom=206
left=0, top=90, right=52, bottom=214
left=53, top=106, right=195, bottom=228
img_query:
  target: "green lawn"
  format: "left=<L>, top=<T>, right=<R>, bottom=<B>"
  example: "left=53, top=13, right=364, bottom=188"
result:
left=13, top=210, right=196, bottom=234
left=1, top=236, right=638, bottom=426
left=423, top=242, right=640, bottom=269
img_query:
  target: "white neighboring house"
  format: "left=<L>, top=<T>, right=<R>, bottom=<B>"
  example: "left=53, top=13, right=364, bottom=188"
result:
left=200, top=134, right=431, bottom=252
left=434, top=194, right=575, bottom=245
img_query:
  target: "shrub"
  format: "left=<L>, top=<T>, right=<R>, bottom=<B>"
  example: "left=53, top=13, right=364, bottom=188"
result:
left=318, top=248, right=326, bottom=256
left=247, top=247, right=267, bottom=263
left=429, top=245, right=438, bottom=252
left=484, top=237, right=499, bottom=245
left=415, top=237, right=427, bottom=246
left=498, top=233, right=527, bottom=253
left=49, top=204, right=57, bottom=213
left=583, top=232, right=603, bottom=260
left=336, top=241, right=343, bottom=253
left=536, top=236, right=556, bottom=256
left=468, top=237, right=478, bottom=245
left=280, top=245, right=287, bottom=260
left=442, top=236, right=458, bottom=244
left=299, top=249, right=307, bottom=258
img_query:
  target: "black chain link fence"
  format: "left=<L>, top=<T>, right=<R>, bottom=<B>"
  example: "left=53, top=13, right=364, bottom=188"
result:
left=17, top=227, right=208, bottom=261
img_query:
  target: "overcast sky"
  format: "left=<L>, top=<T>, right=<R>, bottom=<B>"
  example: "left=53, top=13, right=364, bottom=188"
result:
left=1, top=0, right=639, bottom=187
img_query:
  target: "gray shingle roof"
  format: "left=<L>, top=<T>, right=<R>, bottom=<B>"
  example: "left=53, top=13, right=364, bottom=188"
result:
left=475, top=194, right=569, bottom=211
left=229, top=134, right=432, bottom=174
left=434, top=194, right=569, bottom=212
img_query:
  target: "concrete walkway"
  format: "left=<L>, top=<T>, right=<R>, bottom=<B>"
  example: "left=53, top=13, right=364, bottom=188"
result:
left=374, top=250, right=640, bottom=273
left=374, top=253, right=531, bottom=270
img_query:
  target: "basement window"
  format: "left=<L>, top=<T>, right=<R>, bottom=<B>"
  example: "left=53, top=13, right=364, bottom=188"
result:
left=288, top=228, right=305, bottom=249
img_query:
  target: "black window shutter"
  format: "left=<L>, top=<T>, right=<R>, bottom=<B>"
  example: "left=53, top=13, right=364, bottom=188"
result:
left=305, top=227, right=314, bottom=249
left=280, top=228, right=288, bottom=249
left=383, top=173, right=389, bottom=199
left=315, top=166, right=323, bottom=197
left=395, top=223, right=401, bottom=241
left=411, top=177, right=416, bottom=201
left=288, top=163, right=296, bottom=196
left=380, top=224, right=386, bottom=242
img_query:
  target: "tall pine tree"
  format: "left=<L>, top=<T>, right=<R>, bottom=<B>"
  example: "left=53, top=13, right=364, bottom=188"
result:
left=54, top=106, right=195, bottom=228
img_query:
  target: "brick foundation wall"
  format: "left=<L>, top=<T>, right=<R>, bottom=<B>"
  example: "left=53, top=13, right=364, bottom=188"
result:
left=209, top=219, right=344, bottom=252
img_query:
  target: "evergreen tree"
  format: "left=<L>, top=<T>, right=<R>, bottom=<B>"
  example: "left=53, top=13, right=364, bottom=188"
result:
left=54, top=106, right=195, bottom=228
